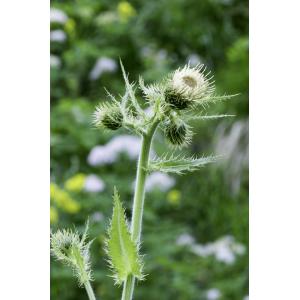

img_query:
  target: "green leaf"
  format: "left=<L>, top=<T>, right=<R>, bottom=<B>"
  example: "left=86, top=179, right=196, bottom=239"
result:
left=201, top=93, right=239, bottom=104
left=148, top=154, right=221, bottom=174
left=106, top=187, right=144, bottom=284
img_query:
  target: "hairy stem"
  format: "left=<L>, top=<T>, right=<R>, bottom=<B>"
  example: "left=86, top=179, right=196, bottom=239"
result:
left=121, top=120, right=159, bottom=300
left=121, top=275, right=134, bottom=300
left=84, top=281, right=96, bottom=300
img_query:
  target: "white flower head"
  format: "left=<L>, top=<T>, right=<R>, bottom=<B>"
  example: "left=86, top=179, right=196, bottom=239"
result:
left=165, top=64, right=215, bottom=110
left=206, top=288, right=221, bottom=300
left=89, top=57, right=117, bottom=80
left=87, top=135, right=152, bottom=167
left=87, top=145, right=118, bottom=166
left=50, top=30, right=67, bottom=42
left=84, top=174, right=105, bottom=193
left=50, top=8, right=68, bottom=24
left=145, top=172, right=175, bottom=192
left=50, top=55, right=61, bottom=68
left=176, top=233, right=195, bottom=246
left=189, top=235, right=246, bottom=265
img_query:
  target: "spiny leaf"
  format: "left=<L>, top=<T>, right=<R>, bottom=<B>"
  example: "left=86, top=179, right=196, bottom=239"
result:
left=188, top=93, right=239, bottom=111
left=105, top=187, right=144, bottom=284
left=201, top=93, right=239, bottom=104
left=199, top=94, right=239, bottom=106
left=186, top=114, right=235, bottom=121
left=119, top=59, right=145, bottom=117
left=148, top=154, right=221, bottom=174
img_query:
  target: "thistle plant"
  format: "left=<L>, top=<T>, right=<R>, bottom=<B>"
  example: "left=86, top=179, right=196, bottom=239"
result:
left=50, top=222, right=96, bottom=300
left=51, top=61, right=235, bottom=300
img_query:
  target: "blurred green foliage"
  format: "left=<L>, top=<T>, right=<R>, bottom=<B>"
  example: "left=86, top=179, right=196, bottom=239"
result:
left=51, top=0, right=248, bottom=299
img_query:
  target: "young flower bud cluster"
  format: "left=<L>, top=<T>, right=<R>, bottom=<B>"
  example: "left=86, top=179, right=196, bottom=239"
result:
left=93, top=103, right=123, bottom=130
left=93, top=61, right=229, bottom=152
left=164, top=64, right=214, bottom=110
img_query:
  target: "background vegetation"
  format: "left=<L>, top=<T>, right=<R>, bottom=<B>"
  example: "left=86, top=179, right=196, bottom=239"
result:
left=50, top=0, right=248, bottom=299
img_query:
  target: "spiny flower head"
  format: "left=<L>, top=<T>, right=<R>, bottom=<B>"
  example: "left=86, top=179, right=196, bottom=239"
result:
left=50, top=223, right=93, bottom=286
left=93, top=103, right=123, bottom=130
left=164, top=118, right=192, bottom=148
left=164, top=64, right=214, bottom=110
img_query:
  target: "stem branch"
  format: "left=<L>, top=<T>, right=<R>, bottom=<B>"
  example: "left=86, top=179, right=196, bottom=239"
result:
left=84, top=281, right=96, bottom=300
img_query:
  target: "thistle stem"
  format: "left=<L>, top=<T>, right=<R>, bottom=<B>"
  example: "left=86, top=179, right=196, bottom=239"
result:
left=84, top=281, right=96, bottom=300
left=121, top=120, right=159, bottom=300
left=121, top=275, right=135, bottom=300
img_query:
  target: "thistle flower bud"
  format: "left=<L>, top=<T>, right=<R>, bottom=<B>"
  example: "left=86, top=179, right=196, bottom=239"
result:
left=164, top=88, right=191, bottom=110
left=50, top=224, right=93, bottom=286
left=94, top=104, right=123, bottom=130
left=164, top=119, right=191, bottom=147
left=164, top=64, right=214, bottom=110
left=102, top=109, right=123, bottom=130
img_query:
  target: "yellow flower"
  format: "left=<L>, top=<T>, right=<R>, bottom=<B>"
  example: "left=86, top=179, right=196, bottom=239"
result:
left=64, top=173, right=86, bottom=192
left=64, top=18, right=76, bottom=37
left=50, top=183, right=81, bottom=214
left=117, top=1, right=136, bottom=22
left=50, top=206, right=59, bottom=224
left=167, top=189, right=181, bottom=205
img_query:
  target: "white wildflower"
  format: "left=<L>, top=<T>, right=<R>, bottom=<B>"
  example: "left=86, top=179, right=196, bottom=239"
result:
left=176, top=233, right=195, bottom=246
left=91, top=212, right=104, bottom=223
left=206, top=288, right=221, bottom=300
left=50, top=8, right=68, bottom=24
left=145, top=172, right=175, bottom=192
left=189, top=235, right=246, bottom=265
left=88, top=135, right=153, bottom=166
left=190, top=244, right=212, bottom=257
left=50, top=30, right=67, bottom=42
left=89, top=57, right=117, bottom=80
left=108, top=135, right=141, bottom=159
left=50, top=55, right=61, bottom=68
left=87, top=145, right=118, bottom=166
left=215, top=244, right=236, bottom=264
left=84, top=174, right=105, bottom=193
